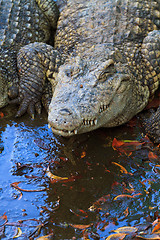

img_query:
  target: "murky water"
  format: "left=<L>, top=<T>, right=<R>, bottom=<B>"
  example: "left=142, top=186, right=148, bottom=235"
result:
left=0, top=106, right=160, bottom=239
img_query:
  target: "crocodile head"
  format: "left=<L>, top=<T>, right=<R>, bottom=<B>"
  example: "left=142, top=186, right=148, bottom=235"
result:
left=48, top=56, right=146, bottom=137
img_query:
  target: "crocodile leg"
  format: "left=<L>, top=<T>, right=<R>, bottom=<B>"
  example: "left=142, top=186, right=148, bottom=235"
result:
left=9, top=42, right=61, bottom=118
left=141, top=30, right=160, bottom=142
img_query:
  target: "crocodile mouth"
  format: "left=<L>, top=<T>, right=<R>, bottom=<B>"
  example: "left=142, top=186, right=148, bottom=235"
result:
left=48, top=118, right=98, bottom=136
left=48, top=102, right=111, bottom=136
left=99, top=103, right=110, bottom=113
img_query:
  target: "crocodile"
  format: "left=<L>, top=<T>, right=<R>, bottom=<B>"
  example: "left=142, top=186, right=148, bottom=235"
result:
left=0, top=0, right=59, bottom=110
left=9, top=0, right=160, bottom=141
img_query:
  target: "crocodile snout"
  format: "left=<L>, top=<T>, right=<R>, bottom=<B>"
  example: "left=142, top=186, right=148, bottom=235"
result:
left=48, top=106, right=81, bottom=136
left=55, top=108, right=75, bottom=128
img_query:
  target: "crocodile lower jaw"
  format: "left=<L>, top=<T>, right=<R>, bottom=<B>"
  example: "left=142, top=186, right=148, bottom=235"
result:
left=48, top=118, right=98, bottom=137
left=50, top=126, right=78, bottom=137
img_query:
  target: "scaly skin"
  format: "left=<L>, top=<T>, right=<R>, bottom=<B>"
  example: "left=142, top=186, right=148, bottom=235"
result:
left=10, top=0, right=160, bottom=141
left=48, top=0, right=160, bottom=137
left=0, top=0, right=59, bottom=110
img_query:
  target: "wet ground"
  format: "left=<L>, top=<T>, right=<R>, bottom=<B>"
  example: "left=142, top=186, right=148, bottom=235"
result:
left=0, top=106, right=160, bottom=239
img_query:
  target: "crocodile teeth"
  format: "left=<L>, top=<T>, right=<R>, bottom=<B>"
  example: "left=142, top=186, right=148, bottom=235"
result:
left=74, top=129, right=78, bottom=134
left=68, top=130, right=71, bottom=134
left=83, top=119, right=98, bottom=126
left=94, top=119, right=97, bottom=125
left=90, top=120, right=94, bottom=126
left=84, top=120, right=88, bottom=125
left=99, top=104, right=109, bottom=113
left=103, top=105, right=107, bottom=110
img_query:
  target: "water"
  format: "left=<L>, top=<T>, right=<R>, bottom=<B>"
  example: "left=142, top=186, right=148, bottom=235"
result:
left=0, top=106, right=160, bottom=239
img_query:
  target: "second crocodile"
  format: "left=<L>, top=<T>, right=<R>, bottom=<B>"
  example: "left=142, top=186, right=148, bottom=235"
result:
left=0, top=0, right=59, bottom=110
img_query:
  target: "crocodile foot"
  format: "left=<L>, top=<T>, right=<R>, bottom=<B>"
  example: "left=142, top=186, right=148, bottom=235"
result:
left=8, top=42, right=61, bottom=118
left=9, top=87, right=42, bottom=118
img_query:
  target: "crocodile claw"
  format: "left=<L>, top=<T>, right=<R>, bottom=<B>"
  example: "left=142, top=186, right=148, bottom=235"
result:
left=15, top=100, right=29, bottom=117
left=15, top=99, right=42, bottom=118
left=9, top=92, right=42, bottom=118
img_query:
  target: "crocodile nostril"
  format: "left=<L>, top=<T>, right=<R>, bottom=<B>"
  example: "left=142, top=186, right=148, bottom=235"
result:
left=65, top=69, right=72, bottom=77
left=59, top=108, right=72, bottom=116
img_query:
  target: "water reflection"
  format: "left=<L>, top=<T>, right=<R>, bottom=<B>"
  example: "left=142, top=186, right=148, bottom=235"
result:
left=0, top=106, right=160, bottom=239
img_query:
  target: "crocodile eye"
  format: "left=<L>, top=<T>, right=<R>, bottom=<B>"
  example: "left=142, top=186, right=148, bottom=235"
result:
left=98, top=60, right=116, bottom=82
left=98, top=70, right=113, bottom=82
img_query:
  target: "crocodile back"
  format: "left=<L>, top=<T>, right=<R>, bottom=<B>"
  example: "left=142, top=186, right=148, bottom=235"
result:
left=56, top=0, right=160, bottom=59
